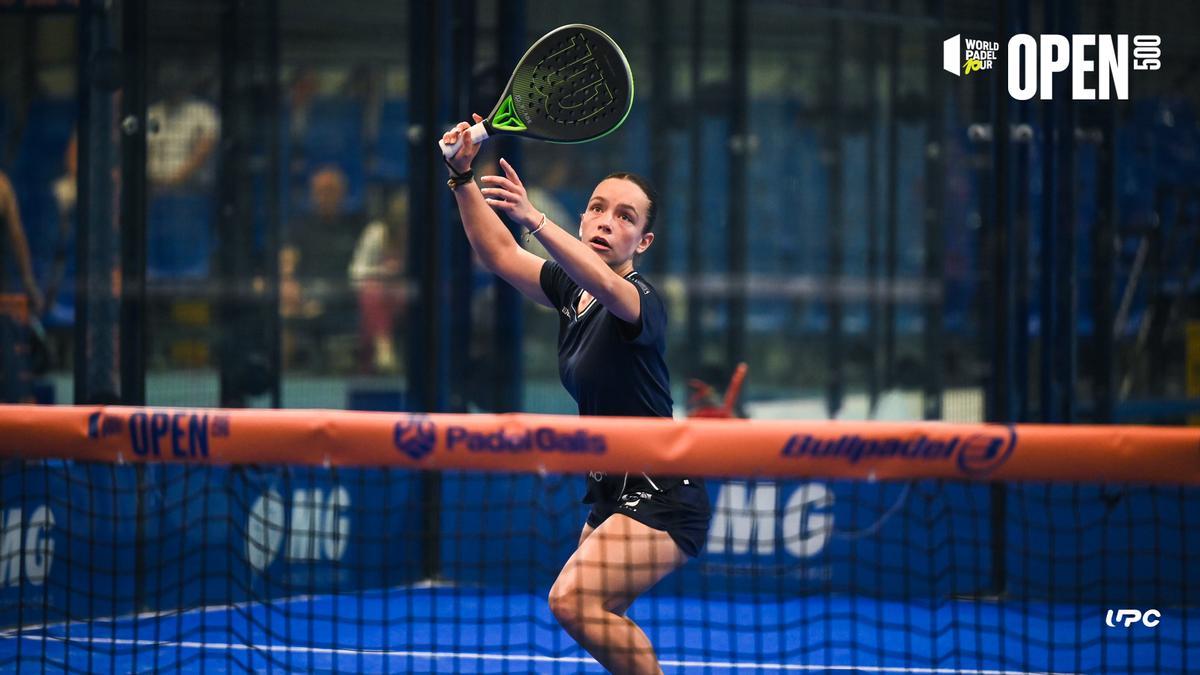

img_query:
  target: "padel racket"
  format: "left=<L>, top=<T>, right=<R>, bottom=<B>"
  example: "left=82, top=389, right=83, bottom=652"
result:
left=439, top=24, right=634, bottom=158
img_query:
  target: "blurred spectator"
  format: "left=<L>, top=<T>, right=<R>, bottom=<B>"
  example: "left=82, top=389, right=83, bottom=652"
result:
left=53, top=130, right=77, bottom=217
left=287, top=66, right=320, bottom=145
left=279, top=244, right=318, bottom=370
left=341, top=64, right=383, bottom=144
left=0, top=169, right=44, bottom=403
left=349, top=190, right=409, bottom=373
left=281, top=165, right=363, bottom=370
left=0, top=169, right=44, bottom=316
left=287, top=165, right=362, bottom=280
left=147, top=62, right=220, bottom=192
left=47, top=130, right=78, bottom=317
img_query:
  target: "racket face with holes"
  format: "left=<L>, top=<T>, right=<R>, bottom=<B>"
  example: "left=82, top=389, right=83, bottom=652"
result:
left=485, top=24, right=634, bottom=144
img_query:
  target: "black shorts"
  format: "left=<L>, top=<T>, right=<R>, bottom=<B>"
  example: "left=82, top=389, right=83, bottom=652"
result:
left=584, top=475, right=712, bottom=558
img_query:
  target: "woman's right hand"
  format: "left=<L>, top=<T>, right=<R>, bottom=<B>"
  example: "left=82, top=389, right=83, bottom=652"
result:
left=441, top=113, right=485, bottom=174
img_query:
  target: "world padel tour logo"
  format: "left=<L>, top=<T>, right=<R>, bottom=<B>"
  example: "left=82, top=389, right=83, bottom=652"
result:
left=943, top=34, right=1162, bottom=100
left=943, top=35, right=999, bottom=76
left=393, top=414, right=437, bottom=460
left=779, top=427, right=1017, bottom=479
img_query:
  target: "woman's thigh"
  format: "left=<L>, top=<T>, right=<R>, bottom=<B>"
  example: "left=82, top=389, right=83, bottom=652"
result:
left=556, top=513, right=687, bottom=614
left=578, top=522, right=595, bottom=548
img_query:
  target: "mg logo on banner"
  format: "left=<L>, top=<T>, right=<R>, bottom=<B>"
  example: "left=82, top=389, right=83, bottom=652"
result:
left=706, top=482, right=834, bottom=558
left=246, top=487, right=351, bottom=572
left=0, top=506, right=54, bottom=587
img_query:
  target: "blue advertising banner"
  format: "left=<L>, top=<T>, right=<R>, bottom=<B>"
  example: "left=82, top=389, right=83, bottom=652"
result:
left=0, top=463, right=425, bottom=628
left=2, top=464, right=1195, bottom=629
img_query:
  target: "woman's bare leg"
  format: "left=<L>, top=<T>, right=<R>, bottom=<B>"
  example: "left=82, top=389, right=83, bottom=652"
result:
left=549, top=514, right=687, bottom=674
left=578, top=522, right=595, bottom=548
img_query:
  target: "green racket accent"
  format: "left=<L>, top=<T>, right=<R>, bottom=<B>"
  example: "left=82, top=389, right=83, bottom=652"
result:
left=491, top=95, right=527, bottom=132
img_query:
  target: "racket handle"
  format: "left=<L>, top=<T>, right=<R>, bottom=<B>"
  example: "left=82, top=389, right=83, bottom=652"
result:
left=438, top=121, right=491, bottom=159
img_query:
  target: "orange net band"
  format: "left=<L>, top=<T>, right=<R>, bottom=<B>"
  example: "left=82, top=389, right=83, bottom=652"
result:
left=2, top=404, right=1198, bottom=484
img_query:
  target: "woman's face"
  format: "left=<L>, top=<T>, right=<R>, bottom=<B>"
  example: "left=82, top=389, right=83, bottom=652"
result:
left=578, top=178, right=653, bottom=267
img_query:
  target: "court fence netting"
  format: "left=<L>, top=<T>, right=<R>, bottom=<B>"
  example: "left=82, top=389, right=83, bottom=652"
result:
left=0, top=405, right=1197, bottom=673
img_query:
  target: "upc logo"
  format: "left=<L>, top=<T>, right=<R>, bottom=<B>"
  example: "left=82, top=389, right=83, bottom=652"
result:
left=1106, top=609, right=1161, bottom=628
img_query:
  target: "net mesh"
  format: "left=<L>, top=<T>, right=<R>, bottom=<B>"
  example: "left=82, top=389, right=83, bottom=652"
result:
left=0, top=458, right=1196, bottom=673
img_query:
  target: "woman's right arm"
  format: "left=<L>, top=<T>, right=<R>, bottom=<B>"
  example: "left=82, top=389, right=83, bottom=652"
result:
left=443, top=117, right=552, bottom=309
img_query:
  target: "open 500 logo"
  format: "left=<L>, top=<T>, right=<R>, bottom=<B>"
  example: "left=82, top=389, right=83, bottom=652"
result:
left=944, top=34, right=1162, bottom=100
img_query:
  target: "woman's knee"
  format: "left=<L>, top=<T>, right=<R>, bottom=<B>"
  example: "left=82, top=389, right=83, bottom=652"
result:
left=550, top=571, right=617, bottom=628
left=548, top=578, right=587, bottom=629
left=550, top=576, right=632, bottom=630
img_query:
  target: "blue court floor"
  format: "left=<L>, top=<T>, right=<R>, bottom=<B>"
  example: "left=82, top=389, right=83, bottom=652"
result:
left=0, top=586, right=1193, bottom=673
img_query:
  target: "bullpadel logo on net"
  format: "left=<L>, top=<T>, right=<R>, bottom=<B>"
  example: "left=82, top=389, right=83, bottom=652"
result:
left=943, top=34, right=1162, bottom=100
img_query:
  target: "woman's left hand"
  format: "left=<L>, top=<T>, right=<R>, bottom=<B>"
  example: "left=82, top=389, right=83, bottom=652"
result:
left=480, top=158, right=542, bottom=231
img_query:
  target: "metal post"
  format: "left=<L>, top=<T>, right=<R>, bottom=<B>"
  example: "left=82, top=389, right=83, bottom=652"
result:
left=1040, top=0, right=1077, bottom=423
left=491, top=0, right=524, bottom=412
left=264, top=0, right=282, bottom=408
left=866, top=4, right=881, bottom=417
left=217, top=0, right=242, bottom=407
left=1056, top=0, right=1078, bottom=422
left=116, top=0, right=150, bottom=621
left=646, top=0, right=671, bottom=278
left=408, top=0, right=451, bottom=581
left=446, top=0, right=477, bottom=413
left=990, top=4, right=1013, bottom=425
left=883, top=0, right=901, bottom=389
left=824, top=4, right=845, bottom=419
left=1038, top=3, right=1059, bottom=423
left=1013, top=0, right=1031, bottom=423
left=119, top=0, right=147, bottom=406
left=217, top=0, right=279, bottom=408
left=1093, top=0, right=1118, bottom=423
left=685, top=0, right=704, bottom=380
left=921, top=0, right=944, bottom=421
left=408, top=0, right=448, bottom=414
left=726, top=1, right=749, bottom=369
left=73, top=0, right=97, bottom=403
left=988, top=0, right=1014, bottom=600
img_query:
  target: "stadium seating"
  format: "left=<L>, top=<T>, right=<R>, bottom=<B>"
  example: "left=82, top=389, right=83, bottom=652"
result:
left=13, top=99, right=75, bottom=186
left=148, top=192, right=214, bottom=280
left=370, top=98, right=409, bottom=182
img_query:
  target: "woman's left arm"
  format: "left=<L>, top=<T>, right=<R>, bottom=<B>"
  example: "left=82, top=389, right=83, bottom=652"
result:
left=481, top=159, right=642, bottom=323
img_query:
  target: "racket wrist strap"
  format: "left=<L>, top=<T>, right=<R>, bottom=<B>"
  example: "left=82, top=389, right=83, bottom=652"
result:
left=445, top=160, right=474, bottom=189
left=446, top=172, right=474, bottom=190
left=444, top=157, right=473, bottom=180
